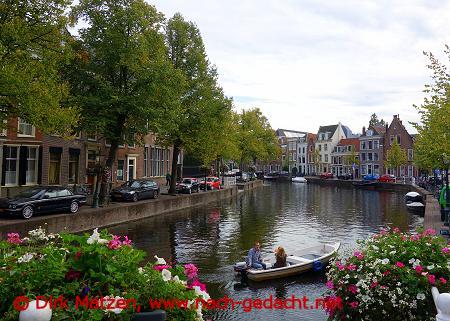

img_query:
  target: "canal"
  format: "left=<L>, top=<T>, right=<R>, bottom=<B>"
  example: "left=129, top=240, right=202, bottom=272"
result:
left=109, top=183, right=423, bottom=321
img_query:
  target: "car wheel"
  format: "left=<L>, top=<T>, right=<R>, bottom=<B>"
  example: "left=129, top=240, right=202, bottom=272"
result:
left=153, top=191, right=159, bottom=199
left=70, top=201, right=79, bottom=213
left=132, top=193, right=139, bottom=202
left=22, top=205, right=34, bottom=219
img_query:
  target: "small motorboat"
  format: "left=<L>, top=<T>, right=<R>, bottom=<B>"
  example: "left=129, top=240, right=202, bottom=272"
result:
left=263, top=172, right=280, bottom=180
left=292, top=177, right=307, bottom=183
left=406, top=201, right=425, bottom=215
left=405, top=191, right=423, bottom=203
left=234, top=242, right=340, bottom=282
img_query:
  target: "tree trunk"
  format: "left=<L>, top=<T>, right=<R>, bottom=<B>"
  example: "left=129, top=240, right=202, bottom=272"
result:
left=99, top=140, right=119, bottom=205
left=169, top=144, right=180, bottom=195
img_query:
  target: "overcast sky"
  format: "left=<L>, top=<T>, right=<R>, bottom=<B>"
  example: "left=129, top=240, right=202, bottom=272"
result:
left=150, top=0, right=450, bottom=134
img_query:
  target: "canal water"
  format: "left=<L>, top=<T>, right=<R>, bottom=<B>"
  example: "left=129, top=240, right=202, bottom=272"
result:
left=109, top=183, right=423, bottom=321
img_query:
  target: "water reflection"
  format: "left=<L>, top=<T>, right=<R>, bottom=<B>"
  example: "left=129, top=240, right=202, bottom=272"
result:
left=109, top=183, right=422, bottom=321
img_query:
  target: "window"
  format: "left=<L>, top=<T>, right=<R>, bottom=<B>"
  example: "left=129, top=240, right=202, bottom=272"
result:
left=348, top=146, right=352, bottom=152
left=4, top=146, right=19, bottom=185
left=18, top=118, right=35, bottom=137
left=361, top=166, right=367, bottom=175
left=318, top=144, right=322, bottom=151
left=374, top=164, right=380, bottom=174
left=144, top=147, right=148, bottom=177
left=26, top=147, right=38, bottom=184
left=368, top=153, right=373, bottom=161
left=374, top=140, right=379, bottom=149
left=361, top=153, right=366, bottom=161
left=368, top=141, right=373, bottom=150
left=390, top=135, right=394, bottom=145
left=397, top=136, right=401, bottom=144
left=56, top=189, right=72, bottom=197
left=1, top=119, right=7, bottom=136
left=68, top=152, right=79, bottom=184
left=408, top=165, right=413, bottom=177
left=325, top=154, right=328, bottom=162
left=408, top=149, right=413, bottom=161
left=87, top=132, right=97, bottom=141
left=324, top=144, right=328, bottom=151
left=361, top=141, right=366, bottom=150
left=374, top=153, right=379, bottom=161
left=117, top=160, right=125, bottom=180
left=44, top=190, right=58, bottom=198
left=49, top=150, right=61, bottom=184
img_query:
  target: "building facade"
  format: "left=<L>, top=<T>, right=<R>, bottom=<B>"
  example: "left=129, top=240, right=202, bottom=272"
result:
left=359, top=124, right=386, bottom=177
left=315, top=123, right=347, bottom=173
left=331, top=138, right=360, bottom=178
left=307, top=133, right=317, bottom=175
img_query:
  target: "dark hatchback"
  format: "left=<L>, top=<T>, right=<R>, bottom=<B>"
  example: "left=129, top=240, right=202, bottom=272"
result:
left=0, top=186, right=87, bottom=219
left=110, top=179, right=160, bottom=202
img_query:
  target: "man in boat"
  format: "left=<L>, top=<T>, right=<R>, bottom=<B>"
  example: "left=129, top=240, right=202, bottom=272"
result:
left=247, top=241, right=266, bottom=270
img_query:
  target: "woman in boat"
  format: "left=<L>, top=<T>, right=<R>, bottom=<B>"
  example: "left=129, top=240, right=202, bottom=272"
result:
left=272, top=246, right=287, bottom=269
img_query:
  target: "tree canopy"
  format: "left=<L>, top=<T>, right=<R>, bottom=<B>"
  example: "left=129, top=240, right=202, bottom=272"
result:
left=368, top=113, right=386, bottom=127
left=0, top=0, right=79, bottom=135
left=385, top=140, right=407, bottom=172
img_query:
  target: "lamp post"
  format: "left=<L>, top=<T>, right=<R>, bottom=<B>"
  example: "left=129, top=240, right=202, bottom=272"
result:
left=443, top=155, right=449, bottom=227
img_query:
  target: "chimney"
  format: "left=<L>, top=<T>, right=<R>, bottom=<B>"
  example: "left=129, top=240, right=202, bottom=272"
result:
left=362, top=126, right=366, bottom=135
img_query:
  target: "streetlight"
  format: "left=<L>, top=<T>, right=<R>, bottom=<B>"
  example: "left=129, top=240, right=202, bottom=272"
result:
left=443, top=154, right=449, bottom=227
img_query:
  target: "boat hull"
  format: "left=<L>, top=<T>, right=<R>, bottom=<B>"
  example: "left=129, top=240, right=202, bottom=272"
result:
left=245, top=242, right=340, bottom=282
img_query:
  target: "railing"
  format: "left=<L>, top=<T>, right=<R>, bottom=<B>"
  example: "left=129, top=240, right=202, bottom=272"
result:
left=432, top=287, right=450, bottom=321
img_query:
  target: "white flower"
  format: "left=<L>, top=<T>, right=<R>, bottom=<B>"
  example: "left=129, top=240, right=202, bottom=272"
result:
left=28, top=227, right=48, bottom=241
left=409, top=258, right=416, bottom=264
left=17, top=253, right=34, bottom=263
left=138, top=267, right=144, bottom=274
left=154, top=255, right=167, bottom=265
left=193, top=286, right=210, bottom=301
left=389, top=251, right=396, bottom=255
left=416, top=293, right=425, bottom=300
left=427, top=264, right=434, bottom=270
left=372, top=245, right=379, bottom=251
left=381, top=258, right=390, bottom=265
left=172, top=275, right=187, bottom=285
left=87, top=228, right=108, bottom=244
left=161, top=269, right=172, bottom=282
left=102, top=296, right=124, bottom=314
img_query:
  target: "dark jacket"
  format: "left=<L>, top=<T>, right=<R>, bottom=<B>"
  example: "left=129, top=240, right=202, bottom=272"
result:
left=273, top=253, right=287, bottom=268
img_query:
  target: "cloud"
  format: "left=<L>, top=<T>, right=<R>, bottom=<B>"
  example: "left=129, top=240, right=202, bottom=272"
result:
left=150, top=0, right=450, bottom=134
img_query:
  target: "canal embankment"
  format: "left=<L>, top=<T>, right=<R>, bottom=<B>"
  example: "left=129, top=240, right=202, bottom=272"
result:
left=0, top=180, right=263, bottom=238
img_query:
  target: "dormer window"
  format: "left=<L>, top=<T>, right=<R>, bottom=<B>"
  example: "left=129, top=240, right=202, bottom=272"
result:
left=18, top=118, right=35, bottom=137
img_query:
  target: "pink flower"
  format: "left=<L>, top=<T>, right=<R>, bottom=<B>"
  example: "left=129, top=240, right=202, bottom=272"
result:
left=348, top=284, right=358, bottom=294
left=401, top=235, right=407, bottom=241
left=107, top=235, right=122, bottom=250
left=423, top=229, right=436, bottom=236
left=336, top=261, right=345, bottom=271
left=428, top=274, right=436, bottom=284
left=122, top=236, right=132, bottom=247
left=354, top=251, right=364, bottom=260
left=396, top=262, right=405, bottom=268
left=189, top=279, right=207, bottom=292
left=347, top=264, right=357, bottom=271
left=383, top=270, right=391, bottom=276
left=370, top=282, right=378, bottom=288
left=153, top=264, right=172, bottom=271
left=7, top=233, right=23, bottom=244
left=393, top=227, right=400, bottom=234
left=442, top=247, right=450, bottom=254
left=326, top=281, right=334, bottom=289
left=184, top=263, right=199, bottom=279
left=410, top=234, right=421, bottom=241
left=414, top=265, right=423, bottom=273
left=349, top=301, right=359, bottom=308
left=439, top=277, right=447, bottom=285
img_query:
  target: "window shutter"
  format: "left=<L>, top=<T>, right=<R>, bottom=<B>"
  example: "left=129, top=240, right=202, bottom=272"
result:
left=1, top=146, right=6, bottom=186
left=18, top=146, right=27, bottom=185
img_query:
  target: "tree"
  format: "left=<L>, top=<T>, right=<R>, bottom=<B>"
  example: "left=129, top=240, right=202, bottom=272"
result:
left=344, top=148, right=360, bottom=177
left=385, top=140, right=407, bottom=176
left=411, top=47, right=450, bottom=173
left=368, top=113, right=386, bottom=127
left=0, top=0, right=79, bottom=135
left=69, top=0, right=183, bottom=200
left=153, top=13, right=223, bottom=194
left=312, top=149, right=320, bottom=174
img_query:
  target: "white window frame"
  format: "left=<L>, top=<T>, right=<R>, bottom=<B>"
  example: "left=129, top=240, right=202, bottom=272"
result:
left=1, top=119, right=7, bottom=136
left=408, top=149, right=413, bottom=161
left=4, top=145, right=20, bottom=186
left=17, top=118, right=35, bottom=137
left=25, top=146, right=39, bottom=185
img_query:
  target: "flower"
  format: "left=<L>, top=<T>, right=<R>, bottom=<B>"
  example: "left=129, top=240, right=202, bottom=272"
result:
left=326, top=280, right=334, bottom=289
left=416, top=293, right=426, bottom=300
left=122, top=236, right=132, bottom=247
left=74, top=251, right=82, bottom=261
left=414, top=265, right=423, bottom=273
left=354, top=251, right=364, bottom=260
left=442, top=247, right=449, bottom=254
left=7, top=233, right=23, bottom=244
left=349, top=301, right=359, bottom=308
left=161, top=269, right=172, bottom=282
left=87, top=228, right=108, bottom=244
left=190, top=279, right=207, bottom=292
left=370, top=282, right=378, bottom=288
left=395, top=262, right=405, bottom=268
left=423, top=229, right=436, bottom=236
left=153, top=264, right=172, bottom=271
left=347, top=264, right=357, bottom=271
left=427, top=274, right=436, bottom=284
left=184, top=263, right=199, bottom=279
left=65, top=269, right=82, bottom=281
left=108, top=235, right=122, bottom=250
left=17, top=253, right=34, bottom=263
left=439, top=277, right=447, bottom=284
left=154, top=255, right=167, bottom=265
left=381, top=258, right=390, bottom=265
left=336, top=261, right=345, bottom=271
left=427, top=264, right=435, bottom=270
left=102, top=296, right=124, bottom=314
left=348, top=284, right=358, bottom=294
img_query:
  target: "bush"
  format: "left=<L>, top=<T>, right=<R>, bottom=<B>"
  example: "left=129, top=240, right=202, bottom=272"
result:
left=0, top=228, right=210, bottom=321
left=324, top=227, right=450, bottom=321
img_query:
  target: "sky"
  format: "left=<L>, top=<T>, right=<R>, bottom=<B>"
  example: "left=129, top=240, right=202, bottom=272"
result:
left=150, top=0, right=450, bottom=134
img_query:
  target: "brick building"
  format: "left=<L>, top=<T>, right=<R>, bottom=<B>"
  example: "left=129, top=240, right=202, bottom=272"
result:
left=331, top=137, right=360, bottom=178
left=359, top=124, right=386, bottom=177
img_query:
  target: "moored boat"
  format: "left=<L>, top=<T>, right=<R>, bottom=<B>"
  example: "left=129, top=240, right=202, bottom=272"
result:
left=234, top=242, right=340, bottom=282
left=292, top=177, right=307, bottom=183
left=406, top=201, right=425, bottom=215
left=263, top=172, right=280, bottom=180
left=405, top=191, right=423, bottom=203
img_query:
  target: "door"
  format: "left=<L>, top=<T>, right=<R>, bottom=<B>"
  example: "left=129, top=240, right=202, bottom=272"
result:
left=127, top=157, right=136, bottom=181
left=40, top=189, right=60, bottom=212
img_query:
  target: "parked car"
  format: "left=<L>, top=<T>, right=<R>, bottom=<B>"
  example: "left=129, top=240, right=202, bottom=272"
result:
left=363, top=174, right=380, bottom=181
left=110, top=179, right=159, bottom=202
left=176, top=178, right=199, bottom=194
left=236, top=172, right=249, bottom=182
left=337, top=173, right=353, bottom=180
left=378, top=174, right=396, bottom=183
left=200, top=177, right=221, bottom=190
left=320, top=173, right=334, bottom=179
left=0, top=186, right=87, bottom=219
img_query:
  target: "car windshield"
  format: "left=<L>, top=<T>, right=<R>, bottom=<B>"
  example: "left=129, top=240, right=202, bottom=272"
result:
left=182, top=179, right=192, bottom=184
left=16, top=188, right=45, bottom=199
left=123, top=181, right=142, bottom=188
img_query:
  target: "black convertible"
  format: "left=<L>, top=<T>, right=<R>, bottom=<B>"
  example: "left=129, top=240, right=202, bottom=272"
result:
left=0, top=186, right=87, bottom=219
left=110, top=179, right=160, bottom=202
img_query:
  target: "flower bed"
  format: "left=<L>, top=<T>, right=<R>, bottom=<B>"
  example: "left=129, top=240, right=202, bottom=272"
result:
left=325, top=228, right=450, bottom=321
left=0, top=228, right=210, bottom=321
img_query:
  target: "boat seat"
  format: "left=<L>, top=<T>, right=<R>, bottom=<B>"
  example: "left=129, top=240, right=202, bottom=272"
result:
left=287, top=255, right=312, bottom=264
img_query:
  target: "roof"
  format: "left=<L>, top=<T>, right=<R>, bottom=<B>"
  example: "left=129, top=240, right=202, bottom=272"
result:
left=307, top=133, right=317, bottom=140
left=317, top=124, right=338, bottom=135
left=276, top=128, right=307, bottom=138
left=372, top=125, right=386, bottom=135
left=337, top=138, right=360, bottom=151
